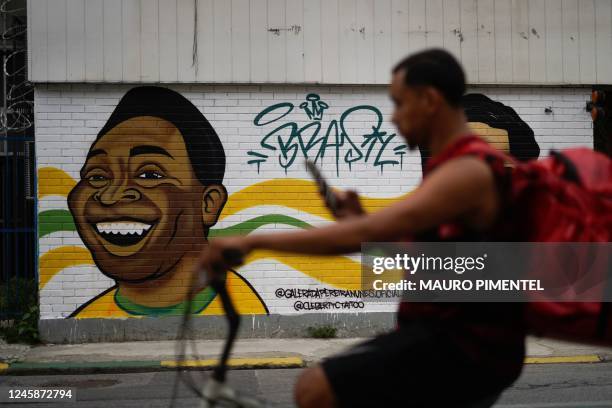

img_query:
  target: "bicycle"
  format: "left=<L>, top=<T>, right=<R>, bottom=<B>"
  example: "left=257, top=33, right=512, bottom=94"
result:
left=170, top=249, right=266, bottom=408
left=170, top=247, right=503, bottom=408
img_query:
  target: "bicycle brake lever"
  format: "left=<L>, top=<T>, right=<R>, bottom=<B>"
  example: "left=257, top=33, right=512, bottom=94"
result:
left=222, top=248, right=245, bottom=266
left=198, top=248, right=245, bottom=287
left=207, top=248, right=245, bottom=290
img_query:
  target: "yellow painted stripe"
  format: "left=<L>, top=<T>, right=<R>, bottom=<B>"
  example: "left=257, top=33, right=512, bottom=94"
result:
left=40, top=245, right=361, bottom=291
left=246, top=250, right=361, bottom=289
left=39, top=246, right=93, bottom=289
left=36, top=170, right=409, bottom=222
left=524, top=355, right=601, bottom=364
left=0, top=363, right=8, bottom=372
left=220, top=178, right=408, bottom=221
left=38, top=167, right=77, bottom=199
left=161, top=357, right=303, bottom=368
left=39, top=246, right=364, bottom=294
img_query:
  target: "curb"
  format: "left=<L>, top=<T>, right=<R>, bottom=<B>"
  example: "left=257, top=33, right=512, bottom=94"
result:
left=0, top=356, right=305, bottom=376
left=1, top=354, right=606, bottom=376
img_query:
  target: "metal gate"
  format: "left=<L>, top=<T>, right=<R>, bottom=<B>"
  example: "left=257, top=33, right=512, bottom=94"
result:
left=0, top=0, right=35, bottom=320
left=0, top=135, right=36, bottom=319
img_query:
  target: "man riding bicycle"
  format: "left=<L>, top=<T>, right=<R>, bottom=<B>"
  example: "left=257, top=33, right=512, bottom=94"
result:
left=199, top=49, right=526, bottom=408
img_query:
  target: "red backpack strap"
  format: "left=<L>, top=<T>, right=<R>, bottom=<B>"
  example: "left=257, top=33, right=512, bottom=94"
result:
left=425, top=136, right=517, bottom=239
left=425, top=135, right=515, bottom=189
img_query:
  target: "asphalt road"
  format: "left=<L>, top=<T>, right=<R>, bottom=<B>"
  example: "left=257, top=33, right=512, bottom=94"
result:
left=1, top=362, right=612, bottom=407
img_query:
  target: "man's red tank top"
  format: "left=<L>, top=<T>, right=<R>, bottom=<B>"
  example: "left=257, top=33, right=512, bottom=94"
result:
left=396, top=135, right=525, bottom=371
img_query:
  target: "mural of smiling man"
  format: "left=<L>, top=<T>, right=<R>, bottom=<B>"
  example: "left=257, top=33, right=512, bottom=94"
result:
left=67, top=86, right=268, bottom=318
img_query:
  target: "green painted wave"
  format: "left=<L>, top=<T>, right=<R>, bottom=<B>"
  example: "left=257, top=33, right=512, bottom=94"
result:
left=209, top=214, right=311, bottom=237
left=38, top=210, right=311, bottom=239
left=38, top=210, right=77, bottom=238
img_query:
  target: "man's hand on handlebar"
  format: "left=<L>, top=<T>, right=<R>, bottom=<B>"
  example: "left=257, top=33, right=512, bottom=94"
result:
left=198, top=237, right=251, bottom=283
left=331, top=190, right=365, bottom=220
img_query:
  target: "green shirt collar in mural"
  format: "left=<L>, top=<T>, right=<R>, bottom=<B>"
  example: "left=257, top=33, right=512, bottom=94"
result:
left=114, top=286, right=216, bottom=317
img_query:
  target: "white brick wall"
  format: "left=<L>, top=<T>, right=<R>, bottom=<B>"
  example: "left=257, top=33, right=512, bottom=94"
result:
left=35, top=84, right=593, bottom=319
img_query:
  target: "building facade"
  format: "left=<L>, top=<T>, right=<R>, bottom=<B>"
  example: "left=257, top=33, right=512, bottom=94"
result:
left=28, top=0, right=611, bottom=342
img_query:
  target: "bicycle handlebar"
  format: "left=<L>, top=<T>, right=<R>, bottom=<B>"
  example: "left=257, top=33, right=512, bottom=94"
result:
left=209, top=248, right=245, bottom=383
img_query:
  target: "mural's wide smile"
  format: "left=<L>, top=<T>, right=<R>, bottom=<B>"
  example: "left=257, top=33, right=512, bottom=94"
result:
left=93, top=220, right=155, bottom=247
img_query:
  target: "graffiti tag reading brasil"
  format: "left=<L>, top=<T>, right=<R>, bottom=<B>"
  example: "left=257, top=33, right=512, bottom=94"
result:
left=247, top=94, right=408, bottom=175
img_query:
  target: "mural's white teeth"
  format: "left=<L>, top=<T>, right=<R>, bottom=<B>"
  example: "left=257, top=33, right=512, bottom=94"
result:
left=95, top=221, right=152, bottom=236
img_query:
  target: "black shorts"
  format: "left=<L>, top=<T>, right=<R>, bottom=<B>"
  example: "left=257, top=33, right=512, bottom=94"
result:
left=321, top=322, right=524, bottom=408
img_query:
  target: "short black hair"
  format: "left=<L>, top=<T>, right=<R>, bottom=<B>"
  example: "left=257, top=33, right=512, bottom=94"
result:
left=95, top=86, right=225, bottom=185
left=462, top=93, right=540, bottom=161
left=393, top=48, right=466, bottom=107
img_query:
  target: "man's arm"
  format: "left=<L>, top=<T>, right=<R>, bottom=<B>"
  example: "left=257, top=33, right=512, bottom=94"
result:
left=247, top=156, right=497, bottom=254
left=199, top=156, right=498, bottom=274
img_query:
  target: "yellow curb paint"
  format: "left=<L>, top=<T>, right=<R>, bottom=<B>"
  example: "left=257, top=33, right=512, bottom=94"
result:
left=524, top=355, right=601, bottom=364
left=161, top=357, right=304, bottom=368
left=0, top=363, right=8, bottom=372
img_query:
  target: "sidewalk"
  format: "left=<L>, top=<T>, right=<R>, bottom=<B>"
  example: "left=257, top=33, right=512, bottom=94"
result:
left=1, top=337, right=611, bottom=375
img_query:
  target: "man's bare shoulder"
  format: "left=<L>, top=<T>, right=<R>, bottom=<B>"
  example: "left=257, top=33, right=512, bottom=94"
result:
left=422, top=155, right=495, bottom=192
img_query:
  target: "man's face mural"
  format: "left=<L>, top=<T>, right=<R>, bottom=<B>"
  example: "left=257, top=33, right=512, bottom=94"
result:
left=463, top=93, right=540, bottom=161
left=68, top=88, right=227, bottom=282
left=416, top=93, right=540, bottom=168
